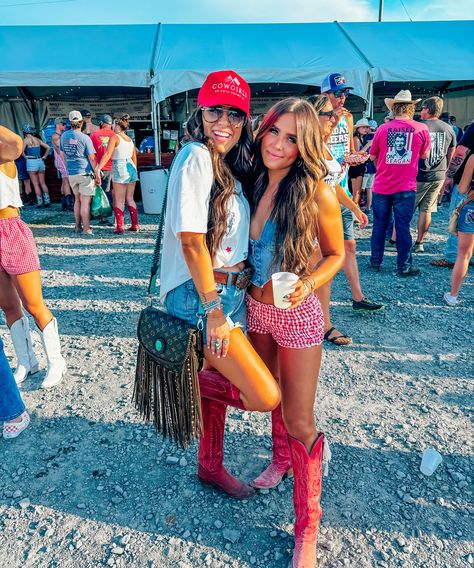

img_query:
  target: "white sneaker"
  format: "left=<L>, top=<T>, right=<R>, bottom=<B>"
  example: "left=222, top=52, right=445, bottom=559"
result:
left=3, top=411, right=30, bottom=439
left=443, top=292, right=458, bottom=307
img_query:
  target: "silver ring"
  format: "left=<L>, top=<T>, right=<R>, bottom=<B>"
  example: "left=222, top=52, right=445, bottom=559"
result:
left=222, top=339, right=229, bottom=345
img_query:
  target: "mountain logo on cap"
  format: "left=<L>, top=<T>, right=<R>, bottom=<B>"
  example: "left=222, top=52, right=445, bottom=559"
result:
left=224, top=75, right=241, bottom=86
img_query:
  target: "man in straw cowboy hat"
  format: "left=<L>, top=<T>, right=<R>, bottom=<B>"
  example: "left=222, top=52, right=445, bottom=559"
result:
left=369, top=90, right=431, bottom=277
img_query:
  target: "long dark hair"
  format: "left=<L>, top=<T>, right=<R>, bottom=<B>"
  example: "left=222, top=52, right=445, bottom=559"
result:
left=251, top=97, right=328, bottom=277
left=185, top=107, right=253, bottom=257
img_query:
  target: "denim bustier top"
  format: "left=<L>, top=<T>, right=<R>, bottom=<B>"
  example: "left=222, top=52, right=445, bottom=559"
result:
left=248, top=217, right=283, bottom=287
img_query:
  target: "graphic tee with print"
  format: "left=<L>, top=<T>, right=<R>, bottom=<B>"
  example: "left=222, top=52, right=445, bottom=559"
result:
left=90, top=128, right=114, bottom=171
left=370, top=119, right=430, bottom=194
left=328, top=114, right=351, bottom=196
left=417, top=119, right=456, bottom=182
left=60, top=130, right=96, bottom=175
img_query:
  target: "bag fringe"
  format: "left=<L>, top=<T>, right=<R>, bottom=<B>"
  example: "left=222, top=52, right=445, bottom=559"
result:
left=133, top=342, right=203, bottom=448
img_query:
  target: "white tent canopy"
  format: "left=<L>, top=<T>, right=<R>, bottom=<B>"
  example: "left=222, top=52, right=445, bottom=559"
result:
left=340, top=20, right=474, bottom=84
left=0, top=24, right=159, bottom=88
left=0, top=21, right=472, bottom=105
left=151, top=22, right=372, bottom=101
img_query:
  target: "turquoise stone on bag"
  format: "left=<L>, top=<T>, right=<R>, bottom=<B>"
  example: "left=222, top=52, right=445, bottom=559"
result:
left=155, top=339, right=164, bottom=352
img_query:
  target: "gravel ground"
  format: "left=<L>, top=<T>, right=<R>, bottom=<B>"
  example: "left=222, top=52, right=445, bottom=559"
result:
left=0, top=203, right=473, bottom=568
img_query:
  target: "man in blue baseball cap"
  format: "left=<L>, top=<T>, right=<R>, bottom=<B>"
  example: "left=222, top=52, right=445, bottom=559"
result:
left=317, top=72, right=383, bottom=347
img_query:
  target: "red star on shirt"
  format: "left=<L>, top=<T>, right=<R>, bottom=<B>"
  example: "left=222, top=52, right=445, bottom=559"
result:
left=226, top=247, right=232, bottom=253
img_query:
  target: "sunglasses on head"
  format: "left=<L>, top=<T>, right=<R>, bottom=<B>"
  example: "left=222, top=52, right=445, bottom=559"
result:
left=202, top=106, right=246, bottom=127
left=330, top=89, right=350, bottom=99
left=319, top=110, right=335, bottom=118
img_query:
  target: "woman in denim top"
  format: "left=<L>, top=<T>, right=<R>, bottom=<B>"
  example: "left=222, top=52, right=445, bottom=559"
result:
left=246, top=98, right=344, bottom=567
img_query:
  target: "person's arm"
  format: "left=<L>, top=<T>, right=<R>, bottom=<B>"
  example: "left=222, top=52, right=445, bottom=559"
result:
left=353, top=136, right=361, bottom=152
left=51, top=133, right=60, bottom=154
left=132, top=144, right=137, bottom=168
left=446, top=146, right=455, bottom=167
left=97, top=135, right=118, bottom=171
left=458, top=154, right=474, bottom=195
left=287, top=181, right=345, bottom=308
left=443, top=144, right=469, bottom=192
left=39, top=139, right=50, bottom=159
left=346, top=112, right=355, bottom=153
left=0, top=125, right=23, bottom=164
left=87, top=153, right=101, bottom=185
left=335, top=183, right=368, bottom=228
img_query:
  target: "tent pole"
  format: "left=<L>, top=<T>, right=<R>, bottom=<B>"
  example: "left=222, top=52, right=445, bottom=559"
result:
left=151, top=85, right=161, bottom=167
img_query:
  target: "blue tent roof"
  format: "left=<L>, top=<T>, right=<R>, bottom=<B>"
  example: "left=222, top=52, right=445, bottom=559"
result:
left=0, top=24, right=159, bottom=87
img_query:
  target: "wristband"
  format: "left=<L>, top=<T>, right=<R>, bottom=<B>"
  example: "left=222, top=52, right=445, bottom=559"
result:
left=202, top=296, right=222, bottom=315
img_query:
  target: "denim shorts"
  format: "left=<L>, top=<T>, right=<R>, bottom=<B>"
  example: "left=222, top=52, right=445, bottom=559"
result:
left=26, top=158, right=45, bottom=172
left=341, top=206, right=355, bottom=241
left=164, top=275, right=247, bottom=343
left=458, top=201, right=474, bottom=234
left=112, top=159, right=138, bottom=184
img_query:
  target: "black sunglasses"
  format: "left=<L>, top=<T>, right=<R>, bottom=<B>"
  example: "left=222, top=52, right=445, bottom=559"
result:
left=330, top=89, right=351, bottom=99
left=202, top=106, right=246, bottom=127
left=319, top=110, right=335, bottom=118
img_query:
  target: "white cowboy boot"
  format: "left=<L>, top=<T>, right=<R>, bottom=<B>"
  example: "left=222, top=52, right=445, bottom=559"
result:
left=10, top=316, right=39, bottom=384
left=39, top=318, right=66, bottom=388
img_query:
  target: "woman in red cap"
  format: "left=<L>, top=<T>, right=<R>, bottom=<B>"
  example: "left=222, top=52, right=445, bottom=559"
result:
left=158, top=70, right=280, bottom=499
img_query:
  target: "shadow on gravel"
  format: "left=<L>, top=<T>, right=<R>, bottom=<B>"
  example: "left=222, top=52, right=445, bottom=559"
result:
left=1, top=414, right=472, bottom=559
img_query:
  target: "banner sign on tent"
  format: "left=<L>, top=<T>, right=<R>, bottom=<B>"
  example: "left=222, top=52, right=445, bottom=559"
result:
left=48, top=98, right=151, bottom=121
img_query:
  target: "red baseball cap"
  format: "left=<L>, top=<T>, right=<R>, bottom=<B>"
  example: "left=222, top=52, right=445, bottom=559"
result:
left=197, top=70, right=251, bottom=118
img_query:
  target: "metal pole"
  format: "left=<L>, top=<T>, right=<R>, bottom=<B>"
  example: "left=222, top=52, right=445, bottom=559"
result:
left=150, top=85, right=161, bottom=167
left=378, top=0, right=384, bottom=22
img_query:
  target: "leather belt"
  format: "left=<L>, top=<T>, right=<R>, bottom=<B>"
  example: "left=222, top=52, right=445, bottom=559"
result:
left=0, top=207, right=19, bottom=219
left=213, top=267, right=254, bottom=289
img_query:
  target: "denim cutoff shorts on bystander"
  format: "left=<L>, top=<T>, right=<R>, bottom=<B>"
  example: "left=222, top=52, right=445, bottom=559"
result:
left=458, top=201, right=474, bottom=234
left=164, top=273, right=247, bottom=344
left=112, top=159, right=138, bottom=184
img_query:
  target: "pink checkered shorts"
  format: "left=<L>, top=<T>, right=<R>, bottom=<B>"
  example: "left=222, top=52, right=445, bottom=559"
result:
left=0, top=216, right=40, bottom=275
left=246, top=293, right=324, bottom=349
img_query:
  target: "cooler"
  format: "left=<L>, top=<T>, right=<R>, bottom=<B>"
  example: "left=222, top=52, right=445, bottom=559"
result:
left=139, top=166, right=169, bottom=215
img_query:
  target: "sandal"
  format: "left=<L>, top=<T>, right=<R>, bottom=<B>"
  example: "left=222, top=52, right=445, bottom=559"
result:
left=3, top=411, right=30, bottom=439
left=323, top=327, right=352, bottom=346
left=430, top=259, right=454, bottom=268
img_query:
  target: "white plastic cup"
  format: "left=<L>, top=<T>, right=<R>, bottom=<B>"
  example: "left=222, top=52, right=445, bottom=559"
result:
left=420, top=448, right=443, bottom=476
left=271, top=272, right=299, bottom=309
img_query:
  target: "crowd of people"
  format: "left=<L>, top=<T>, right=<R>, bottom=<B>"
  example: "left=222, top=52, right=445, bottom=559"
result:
left=15, top=110, right=140, bottom=235
left=1, top=68, right=473, bottom=567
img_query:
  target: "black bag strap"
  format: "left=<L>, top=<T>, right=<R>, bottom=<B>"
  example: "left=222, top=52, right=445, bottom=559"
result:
left=147, top=142, right=208, bottom=299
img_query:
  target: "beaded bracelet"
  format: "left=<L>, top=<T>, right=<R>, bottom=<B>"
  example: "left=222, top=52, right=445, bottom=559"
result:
left=202, top=296, right=222, bottom=315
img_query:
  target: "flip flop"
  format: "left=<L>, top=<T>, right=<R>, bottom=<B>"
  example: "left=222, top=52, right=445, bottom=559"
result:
left=323, top=327, right=352, bottom=346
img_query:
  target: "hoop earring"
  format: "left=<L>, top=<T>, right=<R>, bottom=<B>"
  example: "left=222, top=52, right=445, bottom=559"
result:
left=296, top=158, right=304, bottom=168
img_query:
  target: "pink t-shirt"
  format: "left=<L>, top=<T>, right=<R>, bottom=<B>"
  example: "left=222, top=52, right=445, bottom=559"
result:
left=370, top=119, right=430, bottom=194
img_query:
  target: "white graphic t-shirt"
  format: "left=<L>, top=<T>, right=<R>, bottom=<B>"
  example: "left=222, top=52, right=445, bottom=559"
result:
left=328, top=114, right=351, bottom=196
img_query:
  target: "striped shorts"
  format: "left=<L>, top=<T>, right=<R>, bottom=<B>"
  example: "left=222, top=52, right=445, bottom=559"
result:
left=246, top=293, right=324, bottom=349
left=0, top=216, right=41, bottom=275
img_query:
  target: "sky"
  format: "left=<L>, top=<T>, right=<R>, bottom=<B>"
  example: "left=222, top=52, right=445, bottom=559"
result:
left=0, top=0, right=471, bottom=25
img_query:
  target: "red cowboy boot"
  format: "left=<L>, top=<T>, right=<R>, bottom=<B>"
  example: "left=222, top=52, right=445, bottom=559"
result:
left=288, top=433, right=325, bottom=568
left=114, top=207, right=124, bottom=234
left=251, top=403, right=293, bottom=489
left=197, top=369, right=254, bottom=499
left=127, top=205, right=139, bottom=232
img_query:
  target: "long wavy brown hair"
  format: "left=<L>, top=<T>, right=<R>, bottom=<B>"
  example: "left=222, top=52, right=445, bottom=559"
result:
left=185, top=108, right=253, bottom=257
left=251, top=97, right=328, bottom=277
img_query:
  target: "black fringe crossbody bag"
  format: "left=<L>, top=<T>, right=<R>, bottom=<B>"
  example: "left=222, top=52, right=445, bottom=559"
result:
left=133, top=147, right=204, bottom=448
